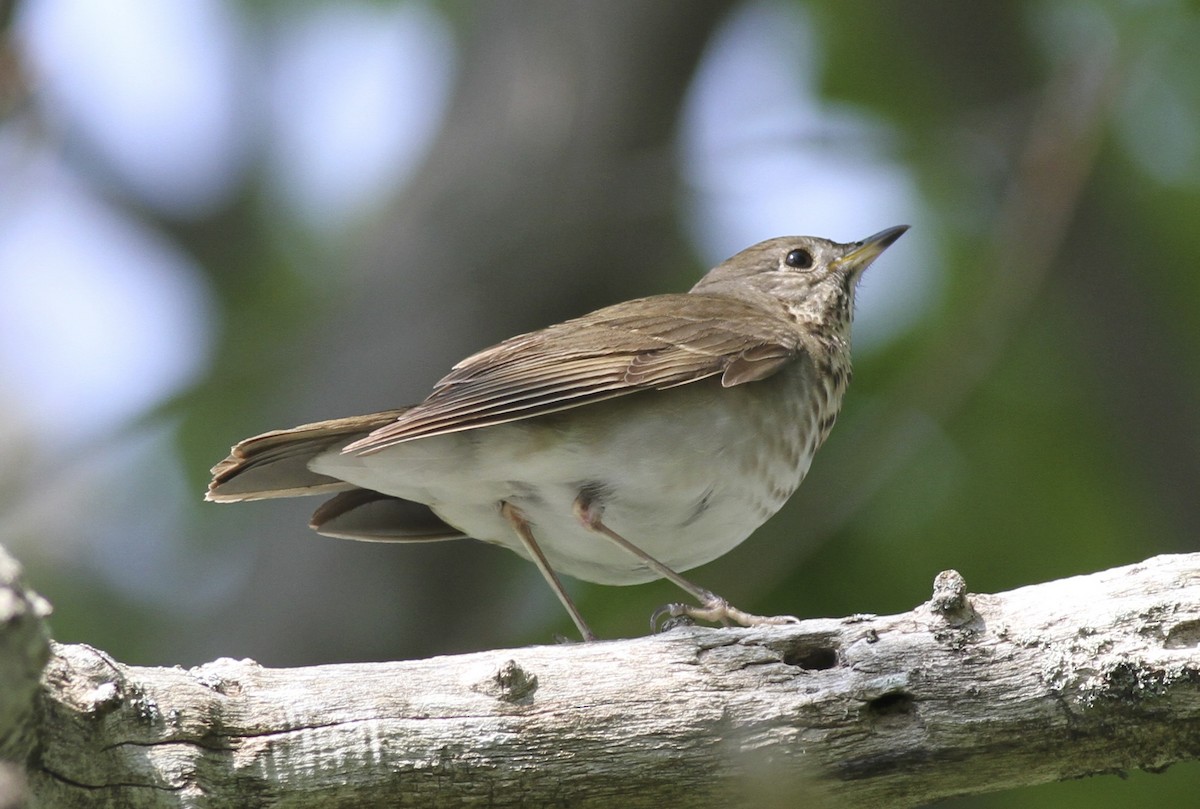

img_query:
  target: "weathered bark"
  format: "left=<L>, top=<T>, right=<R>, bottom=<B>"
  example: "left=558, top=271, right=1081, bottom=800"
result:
left=4, top=549, right=1199, bottom=807
left=0, top=544, right=51, bottom=808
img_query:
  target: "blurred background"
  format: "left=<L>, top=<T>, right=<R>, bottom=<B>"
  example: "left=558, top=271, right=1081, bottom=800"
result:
left=1, top=0, right=1198, bottom=804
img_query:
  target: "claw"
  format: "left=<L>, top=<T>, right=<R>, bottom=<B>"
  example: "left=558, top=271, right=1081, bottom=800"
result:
left=651, top=593, right=800, bottom=632
left=650, top=602, right=697, bottom=632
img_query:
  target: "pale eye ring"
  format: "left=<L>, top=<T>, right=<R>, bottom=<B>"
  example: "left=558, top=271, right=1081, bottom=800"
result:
left=785, top=248, right=813, bottom=269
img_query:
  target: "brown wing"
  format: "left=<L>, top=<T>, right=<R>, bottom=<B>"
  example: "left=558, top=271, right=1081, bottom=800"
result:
left=344, top=293, right=801, bottom=455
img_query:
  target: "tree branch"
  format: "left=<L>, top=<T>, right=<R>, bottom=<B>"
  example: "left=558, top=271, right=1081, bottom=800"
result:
left=5, top=550, right=1200, bottom=807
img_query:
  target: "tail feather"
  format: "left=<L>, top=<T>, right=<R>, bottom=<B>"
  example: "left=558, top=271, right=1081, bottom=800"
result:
left=206, top=410, right=407, bottom=502
left=310, top=489, right=465, bottom=542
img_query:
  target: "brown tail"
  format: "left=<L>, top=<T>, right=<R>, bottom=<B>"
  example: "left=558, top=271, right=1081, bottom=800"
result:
left=206, top=410, right=407, bottom=502
left=308, top=489, right=464, bottom=542
left=207, top=409, right=465, bottom=544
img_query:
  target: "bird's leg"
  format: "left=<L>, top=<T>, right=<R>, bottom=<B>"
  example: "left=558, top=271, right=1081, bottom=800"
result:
left=572, top=495, right=710, bottom=603
left=500, top=501, right=597, bottom=642
left=571, top=495, right=799, bottom=632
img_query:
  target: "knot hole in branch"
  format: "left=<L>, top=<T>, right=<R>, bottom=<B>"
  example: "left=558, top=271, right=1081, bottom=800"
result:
left=866, top=691, right=916, bottom=718
left=769, top=639, right=840, bottom=671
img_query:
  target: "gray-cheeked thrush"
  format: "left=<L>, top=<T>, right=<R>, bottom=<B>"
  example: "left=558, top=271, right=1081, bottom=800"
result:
left=208, top=225, right=908, bottom=640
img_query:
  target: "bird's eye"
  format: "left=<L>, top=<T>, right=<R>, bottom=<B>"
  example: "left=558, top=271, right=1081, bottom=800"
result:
left=785, top=248, right=813, bottom=270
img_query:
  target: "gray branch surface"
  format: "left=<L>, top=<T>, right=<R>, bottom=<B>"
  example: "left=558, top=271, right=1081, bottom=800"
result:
left=4, top=551, right=1200, bottom=808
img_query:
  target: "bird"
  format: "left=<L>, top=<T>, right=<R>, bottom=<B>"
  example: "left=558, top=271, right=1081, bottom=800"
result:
left=207, top=225, right=908, bottom=641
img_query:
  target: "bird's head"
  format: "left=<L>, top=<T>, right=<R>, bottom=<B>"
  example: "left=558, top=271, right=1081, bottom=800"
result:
left=691, top=225, right=908, bottom=335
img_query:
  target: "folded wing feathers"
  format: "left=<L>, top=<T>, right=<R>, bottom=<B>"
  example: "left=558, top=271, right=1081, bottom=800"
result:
left=345, top=294, right=802, bottom=455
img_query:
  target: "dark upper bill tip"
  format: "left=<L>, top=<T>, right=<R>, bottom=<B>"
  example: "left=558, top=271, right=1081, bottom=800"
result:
left=861, top=224, right=910, bottom=249
left=836, top=224, right=908, bottom=270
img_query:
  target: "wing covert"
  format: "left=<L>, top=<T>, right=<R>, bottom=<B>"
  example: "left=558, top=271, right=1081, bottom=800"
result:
left=344, top=294, right=802, bottom=455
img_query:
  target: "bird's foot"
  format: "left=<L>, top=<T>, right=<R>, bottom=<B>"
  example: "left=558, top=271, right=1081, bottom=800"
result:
left=651, top=591, right=800, bottom=632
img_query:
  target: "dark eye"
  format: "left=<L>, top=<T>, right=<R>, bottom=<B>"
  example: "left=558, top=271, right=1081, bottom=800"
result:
left=785, top=248, right=813, bottom=269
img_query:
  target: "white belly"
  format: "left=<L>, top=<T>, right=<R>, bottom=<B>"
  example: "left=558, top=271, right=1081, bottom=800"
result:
left=310, top=370, right=832, bottom=585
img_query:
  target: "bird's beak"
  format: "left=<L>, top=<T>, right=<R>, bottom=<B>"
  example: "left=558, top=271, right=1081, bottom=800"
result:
left=836, top=225, right=909, bottom=274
